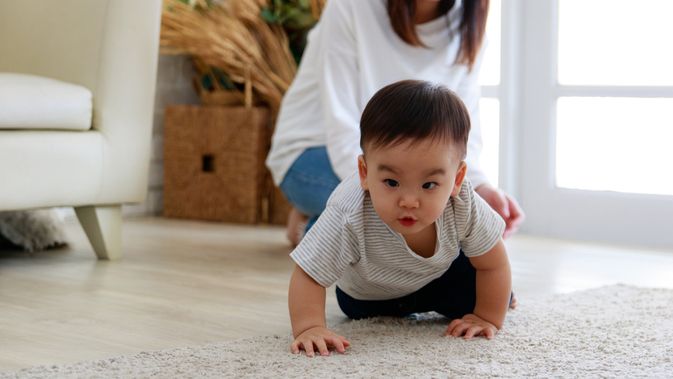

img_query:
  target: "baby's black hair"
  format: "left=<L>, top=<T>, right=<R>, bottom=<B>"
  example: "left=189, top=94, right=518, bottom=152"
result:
left=359, top=80, right=471, bottom=158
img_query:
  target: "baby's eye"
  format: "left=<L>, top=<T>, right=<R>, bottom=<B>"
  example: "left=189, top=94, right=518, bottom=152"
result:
left=422, top=182, right=438, bottom=190
left=383, top=179, right=399, bottom=188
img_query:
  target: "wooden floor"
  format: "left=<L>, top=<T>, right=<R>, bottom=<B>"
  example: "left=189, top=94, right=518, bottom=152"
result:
left=1, top=217, right=673, bottom=371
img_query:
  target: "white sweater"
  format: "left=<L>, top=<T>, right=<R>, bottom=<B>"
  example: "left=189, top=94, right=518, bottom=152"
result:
left=266, top=0, right=489, bottom=188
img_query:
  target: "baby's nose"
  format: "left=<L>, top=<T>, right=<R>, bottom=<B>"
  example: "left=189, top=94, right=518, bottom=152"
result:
left=399, top=194, right=420, bottom=209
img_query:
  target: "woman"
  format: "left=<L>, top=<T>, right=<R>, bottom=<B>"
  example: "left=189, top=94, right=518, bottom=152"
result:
left=267, top=0, right=524, bottom=244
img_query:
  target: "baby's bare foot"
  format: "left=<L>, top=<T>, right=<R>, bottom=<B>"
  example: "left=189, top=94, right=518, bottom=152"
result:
left=286, top=208, right=308, bottom=248
left=509, top=293, right=518, bottom=309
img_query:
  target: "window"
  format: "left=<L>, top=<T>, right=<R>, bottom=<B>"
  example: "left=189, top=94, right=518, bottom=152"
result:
left=556, top=0, right=673, bottom=196
left=556, top=97, right=673, bottom=196
left=479, top=0, right=501, bottom=187
left=515, top=0, right=673, bottom=248
left=557, top=0, right=673, bottom=87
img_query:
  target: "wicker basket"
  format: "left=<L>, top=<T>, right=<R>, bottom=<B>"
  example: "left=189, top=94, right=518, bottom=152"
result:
left=163, top=105, right=270, bottom=224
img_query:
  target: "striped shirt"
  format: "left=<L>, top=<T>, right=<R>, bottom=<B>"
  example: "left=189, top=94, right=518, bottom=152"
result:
left=290, top=174, right=505, bottom=300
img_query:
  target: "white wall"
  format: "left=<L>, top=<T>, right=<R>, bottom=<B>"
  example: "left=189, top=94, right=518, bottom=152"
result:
left=122, top=54, right=200, bottom=217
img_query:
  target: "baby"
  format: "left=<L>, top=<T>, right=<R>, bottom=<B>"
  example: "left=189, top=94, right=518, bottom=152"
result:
left=288, top=80, right=512, bottom=357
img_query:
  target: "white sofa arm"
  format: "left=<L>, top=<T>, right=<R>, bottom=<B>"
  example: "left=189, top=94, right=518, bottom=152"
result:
left=94, top=0, right=162, bottom=203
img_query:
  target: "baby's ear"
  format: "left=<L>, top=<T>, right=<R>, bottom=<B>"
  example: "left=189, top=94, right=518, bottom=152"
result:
left=358, top=155, right=369, bottom=190
left=451, top=161, right=467, bottom=197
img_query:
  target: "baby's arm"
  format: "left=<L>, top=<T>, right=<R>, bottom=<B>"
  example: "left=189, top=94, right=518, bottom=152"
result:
left=289, top=265, right=350, bottom=356
left=446, top=239, right=511, bottom=339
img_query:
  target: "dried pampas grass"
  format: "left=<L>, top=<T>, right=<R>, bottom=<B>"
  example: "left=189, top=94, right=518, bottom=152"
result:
left=161, top=0, right=318, bottom=114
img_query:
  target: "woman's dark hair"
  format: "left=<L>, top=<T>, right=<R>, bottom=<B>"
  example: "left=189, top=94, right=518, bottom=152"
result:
left=360, top=80, right=471, bottom=159
left=387, top=0, right=489, bottom=69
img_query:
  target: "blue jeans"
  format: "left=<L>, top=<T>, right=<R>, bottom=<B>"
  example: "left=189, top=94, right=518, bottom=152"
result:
left=279, top=147, right=341, bottom=231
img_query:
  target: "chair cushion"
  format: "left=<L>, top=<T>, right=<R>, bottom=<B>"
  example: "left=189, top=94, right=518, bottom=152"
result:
left=0, top=73, right=92, bottom=130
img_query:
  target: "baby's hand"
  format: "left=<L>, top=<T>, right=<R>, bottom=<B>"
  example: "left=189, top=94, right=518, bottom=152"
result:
left=444, top=314, right=498, bottom=340
left=291, top=326, right=350, bottom=357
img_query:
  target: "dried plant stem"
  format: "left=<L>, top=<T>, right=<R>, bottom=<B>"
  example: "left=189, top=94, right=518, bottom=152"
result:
left=160, top=0, right=299, bottom=114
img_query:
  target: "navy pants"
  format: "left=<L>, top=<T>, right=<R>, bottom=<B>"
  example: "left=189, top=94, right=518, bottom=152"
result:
left=336, top=252, right=478, bottom=320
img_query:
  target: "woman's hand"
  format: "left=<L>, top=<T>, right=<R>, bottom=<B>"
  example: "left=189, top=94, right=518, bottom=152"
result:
left=444, top=313, right=499, bottom=340
left=291, top=326, right=350, bottom=357
left=475, top=184, right=525, bottom=238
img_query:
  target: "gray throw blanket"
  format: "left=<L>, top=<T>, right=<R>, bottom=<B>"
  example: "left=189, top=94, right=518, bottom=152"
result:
left=0, top=209, right=67, bottom=252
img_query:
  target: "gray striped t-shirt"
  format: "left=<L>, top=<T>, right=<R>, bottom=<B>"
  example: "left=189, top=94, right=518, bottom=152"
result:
left=290, top=173, right=505, bottom=300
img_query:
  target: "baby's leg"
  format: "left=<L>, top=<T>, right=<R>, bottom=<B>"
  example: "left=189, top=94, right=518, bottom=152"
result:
left=422, top=252, right=478, bottom=319
left=335, top=252, right=515, bottom=320
left=335, top=287, right=417, bottom=319
left=418, top=251, right=516, bottom=318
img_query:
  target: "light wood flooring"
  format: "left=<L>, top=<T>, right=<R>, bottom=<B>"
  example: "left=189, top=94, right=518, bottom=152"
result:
left=1, top=217, right=673, bottom=371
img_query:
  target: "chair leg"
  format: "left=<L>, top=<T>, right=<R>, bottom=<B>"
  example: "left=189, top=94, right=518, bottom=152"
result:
left=74, top=205, right=123, bottom=260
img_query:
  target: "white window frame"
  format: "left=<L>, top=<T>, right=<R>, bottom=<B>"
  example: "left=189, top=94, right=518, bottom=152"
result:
left=501, top=0, right=673, bottom=249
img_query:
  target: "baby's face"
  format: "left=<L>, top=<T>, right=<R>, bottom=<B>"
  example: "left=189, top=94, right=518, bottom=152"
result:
left=358, top=137, right=466, bottom=239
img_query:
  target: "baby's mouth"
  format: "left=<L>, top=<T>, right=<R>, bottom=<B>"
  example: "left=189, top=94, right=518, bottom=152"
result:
left=398, top=217, right=417, bottom=227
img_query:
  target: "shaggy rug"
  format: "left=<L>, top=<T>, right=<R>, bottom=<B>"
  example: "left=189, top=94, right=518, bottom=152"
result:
left=3, top=285, right=672, bottom=378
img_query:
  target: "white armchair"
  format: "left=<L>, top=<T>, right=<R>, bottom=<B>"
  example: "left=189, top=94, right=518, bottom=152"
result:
left=0, top=0, right=162, bottom=259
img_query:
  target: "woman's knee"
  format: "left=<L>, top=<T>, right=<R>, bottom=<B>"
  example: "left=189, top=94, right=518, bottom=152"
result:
left=279, top=147, right=340, bottom=216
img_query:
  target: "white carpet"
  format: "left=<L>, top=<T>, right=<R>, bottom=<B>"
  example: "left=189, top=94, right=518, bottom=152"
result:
left=3, top=285, right=673, bottom=378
